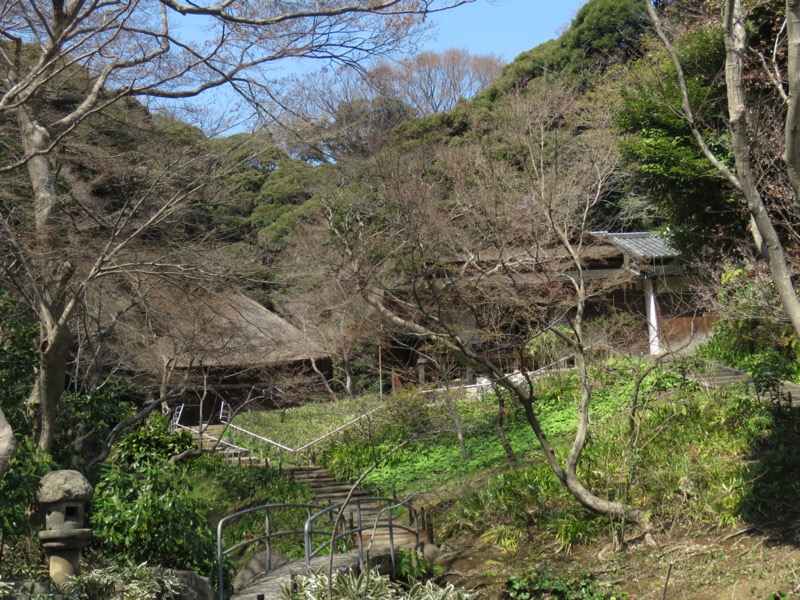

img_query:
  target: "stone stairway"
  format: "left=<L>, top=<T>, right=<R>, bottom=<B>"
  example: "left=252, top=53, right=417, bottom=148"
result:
left=691, top=362, right=753, bottom=389
left=188, top=424, right=264, bottom=464
left=673, top=360, right=800, bottom=407
left=284, top=465, right=424, bottom=553
left=230, top=466, right=426, bottom=599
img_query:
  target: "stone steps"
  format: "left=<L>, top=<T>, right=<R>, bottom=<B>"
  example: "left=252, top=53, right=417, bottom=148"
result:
left=284, top=466, right=422, bottom=545
left=186, top=425, right=252, bottom=459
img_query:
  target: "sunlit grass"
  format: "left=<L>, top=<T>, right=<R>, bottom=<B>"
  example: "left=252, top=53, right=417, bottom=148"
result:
left=229, top=395, right=386, bottom=463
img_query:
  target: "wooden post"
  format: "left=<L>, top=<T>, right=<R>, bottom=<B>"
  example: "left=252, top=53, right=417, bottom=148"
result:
left=115, top=580, right=124, bottom=599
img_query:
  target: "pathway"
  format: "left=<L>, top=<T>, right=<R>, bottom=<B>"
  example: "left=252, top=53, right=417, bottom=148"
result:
left=227, top=466, right=425, bottom=599
left=284, top=465, right=424, bottom=553
left=674, top=359, right=800, bottom=407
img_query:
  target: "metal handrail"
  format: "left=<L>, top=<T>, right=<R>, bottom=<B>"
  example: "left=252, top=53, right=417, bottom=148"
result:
left=221, top=405, right=382, bottom=465
left=216, top=503, right=324, bottom=600
left=303, top=497, right=419, bottom=577
left=172, top=423, right=247, bottom=453
left=169, top=403, right=184, bottom=433
left=215, top=497, right=418, bottom=599
left=294, top=409, right=380, bottom=454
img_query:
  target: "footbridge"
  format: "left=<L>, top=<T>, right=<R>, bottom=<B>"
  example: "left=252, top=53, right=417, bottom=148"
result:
left=218, top=496, right=423, bottom=600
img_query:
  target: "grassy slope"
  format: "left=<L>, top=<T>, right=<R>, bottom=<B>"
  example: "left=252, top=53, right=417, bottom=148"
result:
left=230, top=395, right=383, bottom=462
left=237, top=358, right=800, bottom=598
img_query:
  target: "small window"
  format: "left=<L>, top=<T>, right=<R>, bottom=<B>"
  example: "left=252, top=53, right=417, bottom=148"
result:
left=65, top=506, right=79, bottom=519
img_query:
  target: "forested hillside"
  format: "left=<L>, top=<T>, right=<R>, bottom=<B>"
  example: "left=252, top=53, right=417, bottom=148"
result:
left=4, top=0, right=800, bottom=598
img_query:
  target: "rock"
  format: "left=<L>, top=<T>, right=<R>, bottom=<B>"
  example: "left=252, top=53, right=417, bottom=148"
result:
left=234, top=551, right=289, bottom=591
left=0, top=579, right=51, bottom=599
left=416, top=541, right=441, bottom=564
left=36, top=470, right=93, bottom=504
left=171, top=570, right=215, bottom=600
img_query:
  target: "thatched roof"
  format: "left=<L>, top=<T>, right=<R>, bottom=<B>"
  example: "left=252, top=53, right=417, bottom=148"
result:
left=111, top=287, right=328, bottom=374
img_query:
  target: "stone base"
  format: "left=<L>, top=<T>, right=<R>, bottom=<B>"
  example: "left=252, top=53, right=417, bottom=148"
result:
left=170, top=570, right=214, bottom=600
left=48, top=551, right=80, bottom=585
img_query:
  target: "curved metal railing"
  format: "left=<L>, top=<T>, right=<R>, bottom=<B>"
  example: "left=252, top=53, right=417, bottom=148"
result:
left=216, top=502, right=324, bottom=600
left=216, top=497, right=419, bottom=599
left=304, top=496, right=419, bottom=578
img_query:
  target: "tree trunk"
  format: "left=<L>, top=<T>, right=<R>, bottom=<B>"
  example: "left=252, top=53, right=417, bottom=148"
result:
left=344, top=360, right=356, bottom=396
left=18, top=104, right=75, bottom=453
left=18, top=106, right=59, bottom=247
left=0, top=407, right=17, bottom=480
left=647, top=0, right=800, bottom=340
left=30, top=324, right=73, bottom=452
left=446, top=393, right=469, bottom=460
left=494, top=387, right=517, bottom=463
left=722, top=0, right=800, bottom=337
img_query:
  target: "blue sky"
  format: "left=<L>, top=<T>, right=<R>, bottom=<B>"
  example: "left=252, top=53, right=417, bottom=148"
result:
left=183, top=0, right=590, bottom=134
left=421, top=0, right=589, bottom=62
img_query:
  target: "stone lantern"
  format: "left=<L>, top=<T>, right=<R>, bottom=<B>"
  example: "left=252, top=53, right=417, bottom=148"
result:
left=37, top=470, right=93, bottom=585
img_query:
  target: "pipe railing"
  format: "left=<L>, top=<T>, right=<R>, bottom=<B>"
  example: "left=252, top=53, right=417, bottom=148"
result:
left=220, top=403, right=382, bottom=467
left=216, top=503, right=324, bottom=600
left=172, top=422, right=247, bottom=453
left=303, top=496, right=419, bottom=579
left=215, top=497, right=418, bottom=599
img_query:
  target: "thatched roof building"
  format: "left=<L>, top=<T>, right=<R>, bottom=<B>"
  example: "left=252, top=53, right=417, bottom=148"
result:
left=99, top=285, right=331, bottom=421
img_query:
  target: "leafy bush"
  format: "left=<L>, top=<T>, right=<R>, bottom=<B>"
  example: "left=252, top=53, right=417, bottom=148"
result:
left=283, top=567, right=476, bottom=599
left=0, top=438, right=54, bottom=540
left=90, top=462, right=217, bottom=576
left=63, top=562, right=183, bottom=600
left=112, top=414, right=194, bottom=466
left=505, top=571, right=625, bottom=599
left=52, top=380, right=140, bottom=469
left=396, top=548, right=442, bottom=581
left=91, top=418, right=214, bottom=576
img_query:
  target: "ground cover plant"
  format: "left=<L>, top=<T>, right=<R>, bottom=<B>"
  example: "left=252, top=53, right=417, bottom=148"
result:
left=62, top=562, right=183, bottom=600
left=231, top=395, right=384, bottom=465
left=283, top=566, right=477, bottom=600
left=318, top=359, right=684, bottom=497
left=296, top=355, right=800, bottom=567
left=505, top=570, right=625, bottom=599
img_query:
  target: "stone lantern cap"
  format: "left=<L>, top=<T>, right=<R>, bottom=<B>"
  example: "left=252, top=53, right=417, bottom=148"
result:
left=37, top=470, right=93, bottom=504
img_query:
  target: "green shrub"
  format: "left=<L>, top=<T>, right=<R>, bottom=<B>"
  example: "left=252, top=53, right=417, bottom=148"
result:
left=0, top=438, right=54, bottom=540
left=283, top=567, right=476, bottom=599
left=90, top=462, right=216, bottom=576
left=63, top=562, right=183, bottom=600
left=396, top=548, right=442, bottom=581
left=52, top=380, right=140, bottom=469
left=112, top=414, right=194, bottom=466
left=505, top=571, right=626, bottom=599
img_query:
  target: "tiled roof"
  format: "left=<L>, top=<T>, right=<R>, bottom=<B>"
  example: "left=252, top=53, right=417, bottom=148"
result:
left=593, top=232, right=680, bottom=260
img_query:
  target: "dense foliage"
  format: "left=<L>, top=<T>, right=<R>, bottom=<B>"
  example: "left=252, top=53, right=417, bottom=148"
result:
left=480, top=0, right=649, bottom=101
left=90, top=417, right=215, bottom=576
left=284, top=566, right=477, bottom=600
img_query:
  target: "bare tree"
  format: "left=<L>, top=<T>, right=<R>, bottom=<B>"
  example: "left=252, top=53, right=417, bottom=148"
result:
left=0, top=0, right=474, bottom=479
left=316, top=80, right=645, bottom=522
left=367, top=48, right=504, bottom=114
left=645, top=0, right=800, bottom=337
left=273, top=48, right=502, bottom=159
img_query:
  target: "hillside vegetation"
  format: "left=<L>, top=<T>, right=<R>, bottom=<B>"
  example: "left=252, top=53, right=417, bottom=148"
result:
left=4, top=0, right=800, bottom=598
